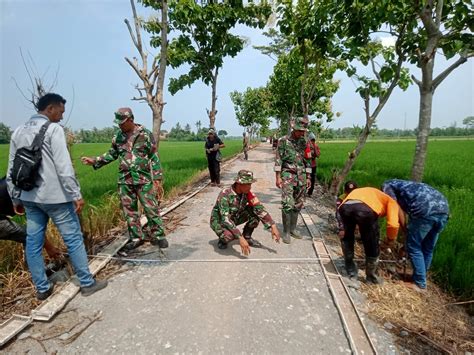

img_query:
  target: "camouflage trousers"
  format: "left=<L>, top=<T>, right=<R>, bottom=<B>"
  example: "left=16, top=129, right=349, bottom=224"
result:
left=280, top=171, right=306, bottom=213
left=119, top=183, right=165, bottom=241
left=210, top=206, right=259, bottom=243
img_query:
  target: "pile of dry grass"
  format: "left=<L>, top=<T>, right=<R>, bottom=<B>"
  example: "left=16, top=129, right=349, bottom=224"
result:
left=362, top=277, right=473, bottom=352
left=0, top=271, right=38, bottom=322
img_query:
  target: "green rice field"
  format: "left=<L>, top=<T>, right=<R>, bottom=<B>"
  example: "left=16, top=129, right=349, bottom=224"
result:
left=316, top=139, right=473, bottom=299
left=1, top=139, right=472, bottom=298
left=1, top=140, right=243, bottom=207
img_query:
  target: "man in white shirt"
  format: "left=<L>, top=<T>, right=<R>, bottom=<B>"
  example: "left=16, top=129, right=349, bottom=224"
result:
left=7, top=93, right=107, bottom=300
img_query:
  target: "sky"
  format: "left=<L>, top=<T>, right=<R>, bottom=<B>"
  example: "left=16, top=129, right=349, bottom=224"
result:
left=1, top=0, right=473, bottom=136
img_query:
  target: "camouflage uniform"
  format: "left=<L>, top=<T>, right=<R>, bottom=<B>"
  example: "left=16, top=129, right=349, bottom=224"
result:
left=210, top=170, right=275, bottom=245
left=93, top=118, right=165, bottom=242
left=274, top=117, right=311, bottom=243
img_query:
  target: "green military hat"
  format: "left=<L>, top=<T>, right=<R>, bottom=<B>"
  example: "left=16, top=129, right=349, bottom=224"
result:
left=234, top=169, right=257, bottom=184
left=114, top=107, right=134, bottom=125
left=292, top=117, right=309, bottom=131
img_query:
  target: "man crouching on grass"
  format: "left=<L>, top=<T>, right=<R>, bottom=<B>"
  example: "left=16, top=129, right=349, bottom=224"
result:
left=210, top=170, right=280, bottom=256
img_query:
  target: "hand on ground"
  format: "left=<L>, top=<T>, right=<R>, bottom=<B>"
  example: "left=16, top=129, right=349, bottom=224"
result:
left=239, top=237, right=251, bottom=256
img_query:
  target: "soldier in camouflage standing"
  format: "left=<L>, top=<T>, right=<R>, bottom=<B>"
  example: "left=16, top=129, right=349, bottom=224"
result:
left=210, top=170, right=280, bottom=256
left=81, top=107, right=168, bottom=250
left=275, top=117, right=311, bottom=244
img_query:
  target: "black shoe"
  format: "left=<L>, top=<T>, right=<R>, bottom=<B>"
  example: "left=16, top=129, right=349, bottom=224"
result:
left=245, top=237, right=262, bottom=248
left=151, top=238, right=169, bottom=249
left=37, top=283, right=54, bottom=301
left=217, top=239, right=228, bottom=249
left=123, top=239, right=144, bottom=251
left=81, top=279, right=108, bottom=297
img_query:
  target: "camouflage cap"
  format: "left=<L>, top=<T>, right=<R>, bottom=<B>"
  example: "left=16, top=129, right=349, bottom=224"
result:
left=234, top=169, right=256, bottom=184
left=292, top=117, right=309, bottom=131
left=114, top=107, right=134, bottom=125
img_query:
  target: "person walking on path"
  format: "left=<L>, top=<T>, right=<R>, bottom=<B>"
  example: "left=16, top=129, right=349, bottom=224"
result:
left=338, top=187, right=401, bottom=284
left=305, top=132, right=321, bottom=196
left=81, top=107, right=168, bottom=251
left=242, top=132, right=250, bottom=160
left=274, top=117, right=311, bottom=244
left=7, top=93, right=107, bottom=300
left=210, top=170, right=281, bottom=256
left=382, top=179, right=449, bottom=292
left=205, top=128, right=225, bottom=186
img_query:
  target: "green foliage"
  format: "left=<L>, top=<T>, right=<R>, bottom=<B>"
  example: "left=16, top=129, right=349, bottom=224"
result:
left=167, top=122, right=208, bottom=141
left=0, top=140, right=243, bottom=206
left=0, top=123, right=12, bottom=144
left=317, top=140, right=474, bottom=299
left=75, top=127, right=117, bottom=143
left=463, top=116, right=474, bottom=129
left=166, top=0, right=271, bottom=94
left=230, top=86, right=270, bottom=133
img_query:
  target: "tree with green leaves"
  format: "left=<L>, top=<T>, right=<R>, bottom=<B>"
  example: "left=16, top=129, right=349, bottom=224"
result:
left=254, top=3, right=342, bottom=136
left=406, top=0, right=473, bottom=181
left=167, top=0, right=271, bottom=129
left=330, top=39, right=412, bottom=194
left=463, top=116, right=474, bottom=129
left=333, top=0, right=473, bottom=181
left=230, top=86, right=270, bottom=141
left=0, top=123, right=12, bottom=144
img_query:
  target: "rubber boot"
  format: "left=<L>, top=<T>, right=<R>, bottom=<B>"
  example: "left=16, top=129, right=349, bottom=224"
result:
left=366, top=257, right=383, bottom=285
left=282, top=211, right=291, bottom=244
left=341, top=241, right=357, bottom=278
left=243, top=225, right=262, bottom=248
left=290, top=211, right=303, bottom=239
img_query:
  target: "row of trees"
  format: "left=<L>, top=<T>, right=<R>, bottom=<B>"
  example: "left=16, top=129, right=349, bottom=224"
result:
left=3, top=122, right=472, bottom=146
left=166, top=122, right=227, bottom=141
left=227, top=0, right=472, bottom=193
left=11, top=1, right=472, bottom=193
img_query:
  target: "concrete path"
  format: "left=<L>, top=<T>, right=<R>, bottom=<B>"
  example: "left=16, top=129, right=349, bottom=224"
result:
left=7, top=145, right=358, bottom=353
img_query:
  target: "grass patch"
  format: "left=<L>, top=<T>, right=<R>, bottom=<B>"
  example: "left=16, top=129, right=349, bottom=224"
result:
left=317, top=139, right=474, bottom=299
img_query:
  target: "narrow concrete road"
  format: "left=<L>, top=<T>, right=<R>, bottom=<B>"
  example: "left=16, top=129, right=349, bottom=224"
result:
left=7, top=144, right=353, bottom=353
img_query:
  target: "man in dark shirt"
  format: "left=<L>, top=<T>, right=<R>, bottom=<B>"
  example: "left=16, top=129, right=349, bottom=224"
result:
left=382, top=179, right=449, bottom=291
left=205, top=128, right=225, bottom=186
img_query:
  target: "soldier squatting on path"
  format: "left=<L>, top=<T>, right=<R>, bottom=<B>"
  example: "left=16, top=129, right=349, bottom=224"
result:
left=210, top=170, right=281, bottom=256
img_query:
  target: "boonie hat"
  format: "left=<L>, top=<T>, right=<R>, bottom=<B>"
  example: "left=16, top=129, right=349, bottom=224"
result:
left=234, top=170, right=257, bottom=184
left=292, top=117, right=309, bottom=131
left=114, top=107, right=134, bottom=125
left=208, top=128, right=216, bottom=135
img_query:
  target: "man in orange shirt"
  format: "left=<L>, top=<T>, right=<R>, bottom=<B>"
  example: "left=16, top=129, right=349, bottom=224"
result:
left=338, top=187, right=401, bottom=284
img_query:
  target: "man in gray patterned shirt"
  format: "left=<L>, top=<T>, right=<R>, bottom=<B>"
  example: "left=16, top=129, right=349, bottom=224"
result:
left=7, top=93, right=107, bottom=300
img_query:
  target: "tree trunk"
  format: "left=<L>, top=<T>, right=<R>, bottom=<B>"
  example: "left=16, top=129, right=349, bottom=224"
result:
left=411, top=58, right=434, bottom=181
left=151, top=102, right=164, bottom=149
left=209, top=67, right=219, bottom=128
left=153, top=0, right=168, bottom=147
left=329, top=121, right=372, bottom=195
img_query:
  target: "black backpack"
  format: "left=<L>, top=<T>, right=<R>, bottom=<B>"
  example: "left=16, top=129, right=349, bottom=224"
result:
left=10, top=121, right=52, bottom=191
